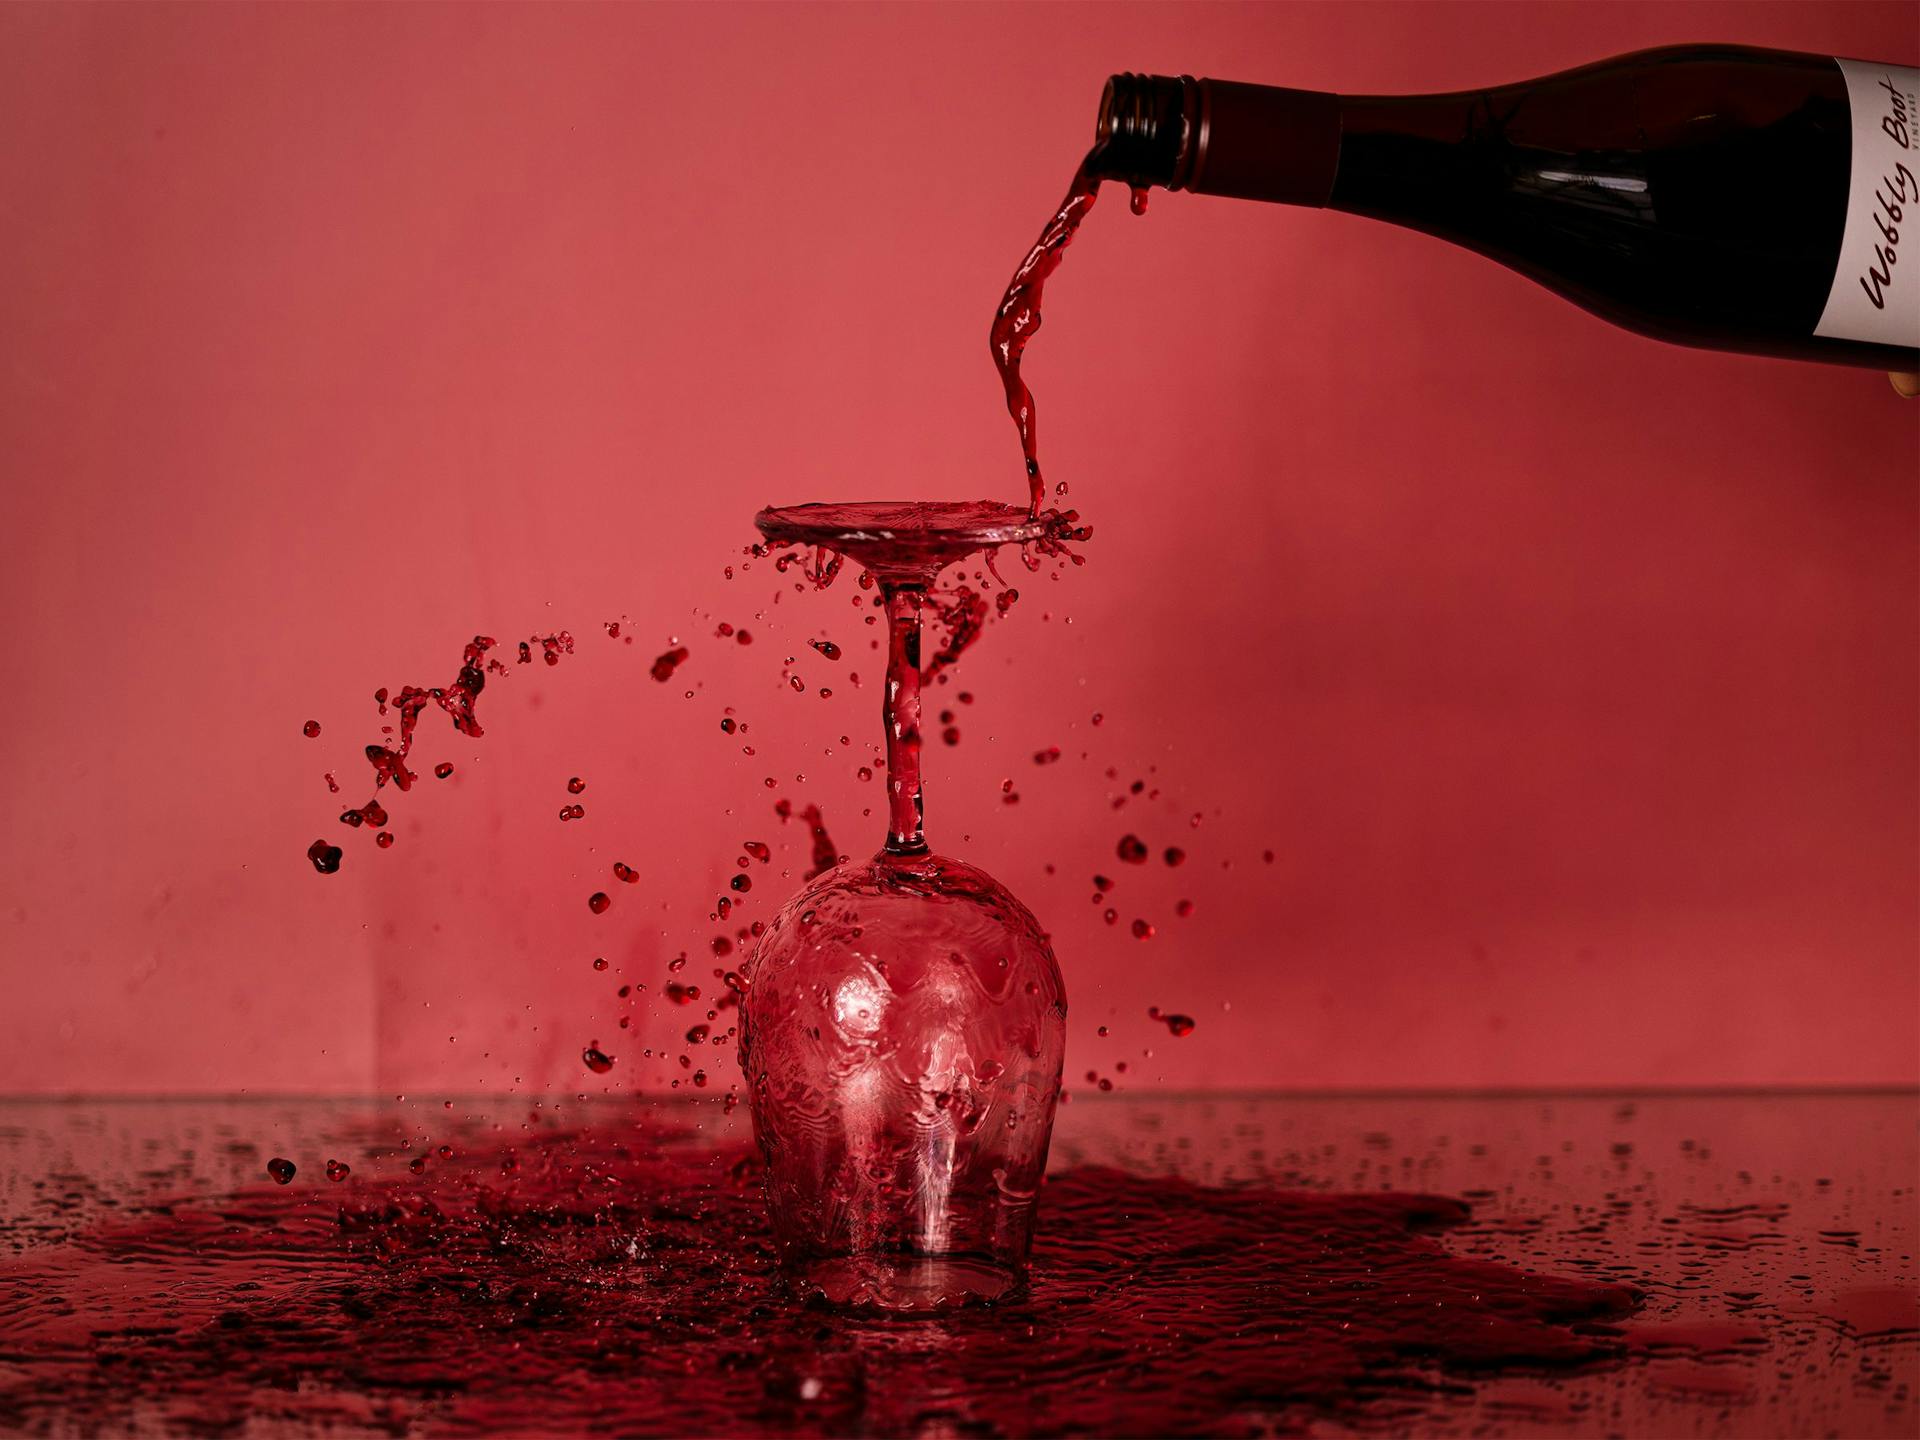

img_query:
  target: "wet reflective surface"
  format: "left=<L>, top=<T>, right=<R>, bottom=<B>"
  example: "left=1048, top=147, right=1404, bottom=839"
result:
left=0, top=1092, right=1913, bottom=1436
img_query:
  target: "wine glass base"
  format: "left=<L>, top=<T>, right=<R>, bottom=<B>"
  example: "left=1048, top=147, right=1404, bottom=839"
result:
left=789, top=1252, right=1025, bottom=1315
left=755, top=500, right=1068, bottom=583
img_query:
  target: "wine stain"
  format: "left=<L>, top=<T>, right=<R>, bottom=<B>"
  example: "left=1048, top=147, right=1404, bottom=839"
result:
left=0, top=1118, right=1641, bottom=1438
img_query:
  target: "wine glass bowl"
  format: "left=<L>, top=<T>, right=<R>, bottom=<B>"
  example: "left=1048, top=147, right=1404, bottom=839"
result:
left=739, top=849, right=1066, bottom=1313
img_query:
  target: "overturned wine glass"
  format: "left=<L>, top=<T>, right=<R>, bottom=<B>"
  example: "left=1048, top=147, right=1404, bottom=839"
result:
left=738, top=501, right=1069, bottom=1314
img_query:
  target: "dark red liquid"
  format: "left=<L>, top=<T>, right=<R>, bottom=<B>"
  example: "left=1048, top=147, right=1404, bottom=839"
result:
left=881, top=585, right=927, bottom=853
left=306, top=635, right=512, bottom=870
left=12, top=1094, right=1918, bottom=1436
left=0, top=1111, right=1658, bottom=1437
left=991, top=161, right=1105, bottom=516
left=1148, top=1006, right=1196, bottom=1037
left=773, top=799, right=840, bottom=879
left=306, top=630, right=609, bottom=871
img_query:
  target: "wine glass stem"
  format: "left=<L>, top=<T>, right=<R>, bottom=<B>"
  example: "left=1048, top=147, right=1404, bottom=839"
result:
left=881, top=583, right=928, bottom=856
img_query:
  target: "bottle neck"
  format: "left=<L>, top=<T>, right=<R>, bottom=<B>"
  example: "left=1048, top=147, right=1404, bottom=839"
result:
left=1092, top=74, right=1342, bottom=208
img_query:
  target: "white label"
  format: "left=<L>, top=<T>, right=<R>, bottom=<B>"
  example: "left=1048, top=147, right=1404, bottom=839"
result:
left=1815, top=58, right=1920, bottom=348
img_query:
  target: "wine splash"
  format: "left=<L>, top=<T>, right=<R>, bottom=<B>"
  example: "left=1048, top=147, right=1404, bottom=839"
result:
left=304, top=632, right=580, bottom=872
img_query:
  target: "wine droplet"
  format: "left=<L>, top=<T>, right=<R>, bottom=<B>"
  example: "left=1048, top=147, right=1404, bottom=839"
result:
left=1148, top=1007, right=1196, bottom=1037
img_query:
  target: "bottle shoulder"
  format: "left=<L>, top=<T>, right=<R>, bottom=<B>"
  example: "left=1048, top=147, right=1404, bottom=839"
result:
left=1344, top=44, right=1846, bottom=112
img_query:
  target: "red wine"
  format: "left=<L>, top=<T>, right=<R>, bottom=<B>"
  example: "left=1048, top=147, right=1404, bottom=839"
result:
left=772, top=797, right=840, bottom=879
left=991, top=166, right=1102, bottom=516
left=0, top=1112, right=1659, bottom=1437
left=13, top=1096, right=1920, bottom=1436
left=1092, top=49, right=1920, bottom=368
left=990, top=166, right=1161, bottom=517
left=306, top=632, right=586, bottom=870
left=880, top=584, right=927, bottom=853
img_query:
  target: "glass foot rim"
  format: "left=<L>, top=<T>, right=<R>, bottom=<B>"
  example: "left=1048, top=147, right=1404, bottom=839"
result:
left=786, top=1251, right=1027, bottom=1316
left=755, top=500, right=1055, bottom=551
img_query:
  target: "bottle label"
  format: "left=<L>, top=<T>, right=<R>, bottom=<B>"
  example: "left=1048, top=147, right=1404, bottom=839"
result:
left=1816, top=59, right=1920, bottom=349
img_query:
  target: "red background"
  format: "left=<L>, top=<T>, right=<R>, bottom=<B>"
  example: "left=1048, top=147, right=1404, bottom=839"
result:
left=1, top=1, right=1914, bottom=1097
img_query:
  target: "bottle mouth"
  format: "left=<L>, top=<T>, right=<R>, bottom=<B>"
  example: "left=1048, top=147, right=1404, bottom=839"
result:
left=1092, top=73, right=1191, bottom=188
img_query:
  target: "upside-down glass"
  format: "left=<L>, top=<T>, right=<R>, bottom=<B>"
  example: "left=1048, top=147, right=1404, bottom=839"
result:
left=738, top=503, right=1068, bottom=1313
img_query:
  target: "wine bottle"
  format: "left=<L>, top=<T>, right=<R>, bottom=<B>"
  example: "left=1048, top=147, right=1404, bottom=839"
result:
left=1090, top=48, right=1920, bottom=369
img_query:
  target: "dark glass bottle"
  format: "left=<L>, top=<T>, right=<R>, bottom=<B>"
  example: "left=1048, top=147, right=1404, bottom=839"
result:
left=1091, top=48, right=1920, bottom=369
